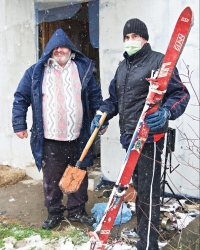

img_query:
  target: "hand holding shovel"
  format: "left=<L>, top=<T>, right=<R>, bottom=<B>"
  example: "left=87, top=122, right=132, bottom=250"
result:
left=59, top=113, right=107, bottom=194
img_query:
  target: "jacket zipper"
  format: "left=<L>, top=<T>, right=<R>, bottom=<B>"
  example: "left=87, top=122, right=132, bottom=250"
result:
left=122, top=61, right=132, bottom=133
left=82, top=60, right=92, bottom=87
left=32, top=77, right=38, bottom=136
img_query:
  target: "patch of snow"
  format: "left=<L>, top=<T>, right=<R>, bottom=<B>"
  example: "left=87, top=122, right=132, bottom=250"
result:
left=1, top=237, right=137, bottom=250
left=20, top=180, right=42, bottom=185
left=127, top=202, right=136, bottom=212
left=175, top=212, right=194, bottom=230
left=160, top=203, right=180, bottom=212
left=9, top=197, right=15, bottom=202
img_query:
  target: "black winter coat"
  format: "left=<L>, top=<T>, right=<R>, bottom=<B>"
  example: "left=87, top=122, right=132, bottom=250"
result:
left=99, top=43, right=190, bottom=146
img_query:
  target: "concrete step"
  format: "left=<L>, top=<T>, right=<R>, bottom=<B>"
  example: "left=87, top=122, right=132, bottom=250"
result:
left=88, top=171, right=101, bottom=191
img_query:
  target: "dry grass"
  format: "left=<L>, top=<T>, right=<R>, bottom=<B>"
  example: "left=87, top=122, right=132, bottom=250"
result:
left=0, top=165, right=28, bottom=187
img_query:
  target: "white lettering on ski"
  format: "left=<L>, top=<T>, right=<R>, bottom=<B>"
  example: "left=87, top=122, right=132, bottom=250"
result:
left=181, top=17, right=189, bottom=22
left=174, top=33, right=185, bottom=51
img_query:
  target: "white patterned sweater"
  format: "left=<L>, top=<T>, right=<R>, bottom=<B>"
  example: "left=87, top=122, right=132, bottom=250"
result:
left=42, top=58, right=83, bottom=141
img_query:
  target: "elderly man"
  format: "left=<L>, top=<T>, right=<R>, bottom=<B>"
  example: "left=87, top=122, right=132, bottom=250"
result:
left=12, top=28, right=103, bottom=229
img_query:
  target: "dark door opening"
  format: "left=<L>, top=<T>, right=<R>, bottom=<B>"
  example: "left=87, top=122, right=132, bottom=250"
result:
left=38, top=2, right=101, bottom=159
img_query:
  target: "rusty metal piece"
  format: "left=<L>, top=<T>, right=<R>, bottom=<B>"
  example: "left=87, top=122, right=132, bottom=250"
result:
left=161, top=217, right=171, bottom=231
left=184, top=200, right=200, bottom=211
left=161, top=215, right=178, bottom=231
left=164, top=212, right=174, bottom=220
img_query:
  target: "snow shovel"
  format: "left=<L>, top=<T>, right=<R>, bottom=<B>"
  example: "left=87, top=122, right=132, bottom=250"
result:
left=59, top=112, right=107, bottom=194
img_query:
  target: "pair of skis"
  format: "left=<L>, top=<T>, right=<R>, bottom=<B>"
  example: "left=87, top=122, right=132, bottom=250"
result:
left=89, top=6, right=193, bottom=250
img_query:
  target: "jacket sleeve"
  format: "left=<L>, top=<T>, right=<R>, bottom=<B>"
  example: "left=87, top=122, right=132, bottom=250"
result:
left=87, top=74, right=103, bottom=115
left=99, top=73, right=119, bottom=120
left=12, top=67, right=33, bottom=132
left=162, top=67, right=190, bottom=120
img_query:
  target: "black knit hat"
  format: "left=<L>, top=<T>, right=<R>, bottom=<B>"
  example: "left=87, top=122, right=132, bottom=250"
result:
left=123, top=18, right=149, bottom=41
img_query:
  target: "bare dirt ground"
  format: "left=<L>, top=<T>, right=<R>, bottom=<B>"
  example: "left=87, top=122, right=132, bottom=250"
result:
left=0, top=163, right=136, bottom=241
left=0, top=164, right=199, bottom=249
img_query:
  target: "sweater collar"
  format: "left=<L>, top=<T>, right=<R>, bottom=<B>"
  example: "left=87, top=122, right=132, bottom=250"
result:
left=46, top=58, right=72, bottom=71
left=123, top=43, right=151, bottom=62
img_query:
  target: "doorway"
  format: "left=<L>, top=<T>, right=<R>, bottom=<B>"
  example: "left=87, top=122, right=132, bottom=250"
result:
left=37, top=1, right=101, bottom=158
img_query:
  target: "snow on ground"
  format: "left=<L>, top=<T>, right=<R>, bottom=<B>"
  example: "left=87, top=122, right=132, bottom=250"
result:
left=2, top=236, right=136, bottom=250
left=1, top=235, right=169, bottom=250
left=2, top=235, right=90, bottom=250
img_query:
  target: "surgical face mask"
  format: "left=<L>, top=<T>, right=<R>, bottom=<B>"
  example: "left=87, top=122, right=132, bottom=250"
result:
left=124, top=40, right=142, bottom=56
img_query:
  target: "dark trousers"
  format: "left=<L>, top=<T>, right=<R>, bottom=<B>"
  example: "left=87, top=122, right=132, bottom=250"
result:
left=42, top=139, right=88, bottom=215
left=132, top=138, right=164, bottom=250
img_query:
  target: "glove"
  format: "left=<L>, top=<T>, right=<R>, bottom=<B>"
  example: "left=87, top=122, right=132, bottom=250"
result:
left=90, top=114, right=109, bottom=135
left=145, top=107, right=171, bottom=131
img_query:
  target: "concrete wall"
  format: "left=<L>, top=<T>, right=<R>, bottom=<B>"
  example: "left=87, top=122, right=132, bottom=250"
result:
left=99, top=0, right=199, bottom=197
left=0, top=0, right=86, bottom=180
left=0, top=0, right=42, bottom=178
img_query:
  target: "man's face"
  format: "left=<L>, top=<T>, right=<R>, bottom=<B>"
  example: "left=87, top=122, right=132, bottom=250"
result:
left=124, top=33, right=147, bottom=47
left=52, top=47, right=71, bottom=67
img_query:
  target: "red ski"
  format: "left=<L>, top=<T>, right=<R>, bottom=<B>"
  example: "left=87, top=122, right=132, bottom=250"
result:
left=89, top=6, right=193, bottom=250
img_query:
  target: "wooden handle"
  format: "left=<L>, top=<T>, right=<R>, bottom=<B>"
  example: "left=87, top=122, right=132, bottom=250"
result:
left=79, top=113, right=107, bottom=162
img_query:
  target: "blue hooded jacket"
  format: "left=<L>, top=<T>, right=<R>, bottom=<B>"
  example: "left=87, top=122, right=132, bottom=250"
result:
left=12, top=28, right=103, bottom=171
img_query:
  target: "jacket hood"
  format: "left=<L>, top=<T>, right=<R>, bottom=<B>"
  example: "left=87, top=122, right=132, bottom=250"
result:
left=40, top=28, right=83, bottom=62
left=33, top=28, right=93, bottom=83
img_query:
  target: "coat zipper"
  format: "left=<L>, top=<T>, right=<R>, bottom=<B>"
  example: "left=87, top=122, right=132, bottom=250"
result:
left=122, top=61, right=132, bottom=133
left=82, top=60, right=92, bottom=87
left=32, top=77, right=39, bottom=136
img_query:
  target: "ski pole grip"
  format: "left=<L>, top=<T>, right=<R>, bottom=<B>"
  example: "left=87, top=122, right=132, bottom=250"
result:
left=78, top=112, right=107, bottom=163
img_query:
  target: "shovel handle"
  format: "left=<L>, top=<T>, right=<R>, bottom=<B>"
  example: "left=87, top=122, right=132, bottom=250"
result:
left=77, top=112, right=107, bottom=164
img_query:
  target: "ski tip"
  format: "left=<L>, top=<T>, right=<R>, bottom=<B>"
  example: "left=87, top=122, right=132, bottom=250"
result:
left=183, top=6, right=192, bottom=14
left=182, top=6, right=194, bottom=26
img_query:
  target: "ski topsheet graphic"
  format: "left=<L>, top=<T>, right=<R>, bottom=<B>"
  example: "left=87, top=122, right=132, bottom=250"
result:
left=89, top=6, right=193, bottom=250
